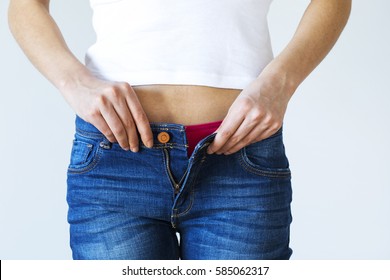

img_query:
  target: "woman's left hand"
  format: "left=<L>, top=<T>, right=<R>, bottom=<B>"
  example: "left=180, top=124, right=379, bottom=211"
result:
left=206, top=0, right=352, bottom=156
left=206, top=71, right=293, bottom=155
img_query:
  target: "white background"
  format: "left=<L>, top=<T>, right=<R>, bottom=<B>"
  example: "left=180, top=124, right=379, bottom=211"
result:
left=1, top=0, right=389, bottom=259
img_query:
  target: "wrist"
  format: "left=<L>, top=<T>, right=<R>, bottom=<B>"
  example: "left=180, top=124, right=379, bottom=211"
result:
left=56, top=63, right=97, bottom=95
left=256, top=60, right=298, bottom=102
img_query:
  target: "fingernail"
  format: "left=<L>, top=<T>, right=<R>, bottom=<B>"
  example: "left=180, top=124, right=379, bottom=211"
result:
left=131, top=147, right=139, bottom=153
left=147, top=141, right=153, bottom=148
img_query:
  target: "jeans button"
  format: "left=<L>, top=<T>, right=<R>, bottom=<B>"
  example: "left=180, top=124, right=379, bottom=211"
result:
left=157, top=132, right=170, bottom=143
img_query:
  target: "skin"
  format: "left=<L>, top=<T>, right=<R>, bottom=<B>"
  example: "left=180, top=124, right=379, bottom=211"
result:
left=208, top=0, right=352, bottom=155
left=8, top=0, right=351, bottom=155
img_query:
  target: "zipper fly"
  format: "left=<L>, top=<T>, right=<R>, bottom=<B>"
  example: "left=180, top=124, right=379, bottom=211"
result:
left=163, top=148, right=189, bottom=195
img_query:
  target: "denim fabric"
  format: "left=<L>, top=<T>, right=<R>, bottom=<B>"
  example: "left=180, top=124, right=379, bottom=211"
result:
left=67, top=115, right=293, bottom=260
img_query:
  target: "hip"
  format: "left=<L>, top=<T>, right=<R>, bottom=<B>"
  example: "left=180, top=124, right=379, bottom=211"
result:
left=67, top=117, right=292, bottom=222
left=66, top=118, right=292, bottom=259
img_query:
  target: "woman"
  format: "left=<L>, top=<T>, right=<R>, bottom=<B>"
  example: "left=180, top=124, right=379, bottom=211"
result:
left=8, top=0, right=351, bottom=259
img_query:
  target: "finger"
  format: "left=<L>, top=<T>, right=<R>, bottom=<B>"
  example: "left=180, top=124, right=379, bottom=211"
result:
left=225, top=125, right=275, bottom=155
left=216, top=118, right=258, bottom=154
left=206, top=109, right=245, bottom=154
left=91, top=113, right=117, bottom=143
left=112, top=97, right=140, bottom=152
left=126, top=92, right=154, bottom=148
left=100, top=105, right=130, bottom=150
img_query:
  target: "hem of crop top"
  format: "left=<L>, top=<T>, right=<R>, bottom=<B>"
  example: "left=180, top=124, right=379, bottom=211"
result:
left=87, top=70, right=257, bottom=90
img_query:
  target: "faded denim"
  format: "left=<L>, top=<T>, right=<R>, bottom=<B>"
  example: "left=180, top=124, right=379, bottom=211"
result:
left=67, top=115, right=293, bottom=260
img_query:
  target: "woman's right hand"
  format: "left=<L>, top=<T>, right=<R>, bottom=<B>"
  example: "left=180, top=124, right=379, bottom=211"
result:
left=62, top=76, right=154, bottom=152
left=8, top=1, right=153, bottom=152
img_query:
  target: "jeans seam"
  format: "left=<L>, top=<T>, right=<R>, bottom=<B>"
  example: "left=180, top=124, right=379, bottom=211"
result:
left=150, top=127, right=185, bottom=132
left=75, top=128, right=105, bottom=140
left=238, top=149, right=291, bottom=179
left=175, top=188, right=195, bottom=218
left=67, top=147, right=103, bottom=174
left=155, top=143, right=188, bottom=149
left=175, top=153, right=207, bottom=218
left=161, top=148, right=178, bottom=196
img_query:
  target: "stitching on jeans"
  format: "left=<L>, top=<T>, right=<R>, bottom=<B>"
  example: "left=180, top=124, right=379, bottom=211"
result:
left=140, top=143, right=188, bottom=149
left=75, top=128, right=105, bottom=140
left=161, top=148, right=177, bottom=195
left=237, top=149, right=291, bottom=179
left=236, top=127, right=291, bottom=179
left=67, top=146, right=103, bottom=174
left=154, top=143, right=187, bottom=148
left=149, top=126, right=185, bottom=132
left=175, top=189, right=195, bottom=218
left=175, top=153, right=207, bottom=218
left=77, top=125, right=187, bottom=148
left=238, top=153, right=291, bottom=178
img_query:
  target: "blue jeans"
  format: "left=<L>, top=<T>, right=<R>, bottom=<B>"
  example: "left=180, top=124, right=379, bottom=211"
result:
left=67, top=115, right=293, bottom=260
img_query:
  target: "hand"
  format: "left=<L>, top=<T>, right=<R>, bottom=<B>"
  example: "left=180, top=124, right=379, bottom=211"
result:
left=62, top=76, right=154, bottom=152
left=206, top=72, right=293, bottom=155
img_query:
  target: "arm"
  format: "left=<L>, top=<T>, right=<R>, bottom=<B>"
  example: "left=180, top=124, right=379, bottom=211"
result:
left=8, top=0, right=153, bottom=152
left=207, top=0, right=352, bottom=155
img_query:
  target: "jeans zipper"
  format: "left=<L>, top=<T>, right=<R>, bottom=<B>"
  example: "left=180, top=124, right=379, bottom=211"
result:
left=163, top=148, right=180, bottom=194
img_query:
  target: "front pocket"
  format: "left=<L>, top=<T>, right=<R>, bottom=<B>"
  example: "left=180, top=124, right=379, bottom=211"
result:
left=67, top=134, right=104, bottom=174
left=238, top=130, right=291, bottom=178
left=69, top=140, right=94, bottom=167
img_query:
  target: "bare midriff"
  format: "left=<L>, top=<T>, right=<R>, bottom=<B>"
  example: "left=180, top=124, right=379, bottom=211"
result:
left=132, top=84, right=242, bottom=126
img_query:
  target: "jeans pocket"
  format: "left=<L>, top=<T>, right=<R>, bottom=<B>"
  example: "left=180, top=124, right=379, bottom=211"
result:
left=238, top=127, right=291, bottom=178
left=67, top=133, right=104, bottom=174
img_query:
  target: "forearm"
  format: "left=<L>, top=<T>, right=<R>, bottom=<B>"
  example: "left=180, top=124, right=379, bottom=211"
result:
left=8, top=0, right=92, bottom=93
left=207, top=0, right=351, bottom=154
left=262, top=0, right=352, bottom=97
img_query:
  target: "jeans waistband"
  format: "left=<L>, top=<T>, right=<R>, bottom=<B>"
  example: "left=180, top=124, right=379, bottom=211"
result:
left=74, top=115, right=214, bottom=149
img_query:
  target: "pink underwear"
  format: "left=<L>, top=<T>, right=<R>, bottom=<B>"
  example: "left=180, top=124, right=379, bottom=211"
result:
left=184, top=120, right=223, bottom=158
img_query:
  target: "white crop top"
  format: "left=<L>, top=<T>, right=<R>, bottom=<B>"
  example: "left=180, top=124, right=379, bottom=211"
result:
left=85, top=0, right=274, bottom=89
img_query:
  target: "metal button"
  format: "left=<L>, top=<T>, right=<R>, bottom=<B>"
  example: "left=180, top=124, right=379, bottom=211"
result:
left=157, top=131, right=170, bottom=143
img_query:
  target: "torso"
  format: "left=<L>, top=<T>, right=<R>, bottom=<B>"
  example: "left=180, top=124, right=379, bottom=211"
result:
left=88, top=1, right=273, bottom=124
left=132, top=85, right=241, bottom=125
